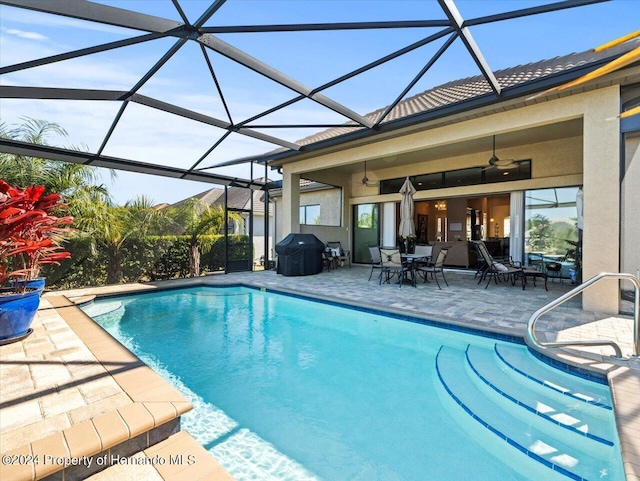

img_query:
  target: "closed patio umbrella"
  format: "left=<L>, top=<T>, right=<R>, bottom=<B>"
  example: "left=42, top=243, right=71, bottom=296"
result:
left=399, top=177, right=416, bottom=251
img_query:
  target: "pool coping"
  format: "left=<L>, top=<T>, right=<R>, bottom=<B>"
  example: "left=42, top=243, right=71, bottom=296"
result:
left=0, top=295, right=228, bottom=481
left=45, top=278, right=640, bottom=480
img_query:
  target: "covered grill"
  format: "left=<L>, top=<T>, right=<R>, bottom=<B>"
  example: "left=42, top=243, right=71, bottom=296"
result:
left=275, top=233, right=325, bottom=276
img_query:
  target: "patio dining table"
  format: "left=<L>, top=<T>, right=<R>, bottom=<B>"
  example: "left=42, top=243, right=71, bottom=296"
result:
left=401, top=253, right=431, bottom=287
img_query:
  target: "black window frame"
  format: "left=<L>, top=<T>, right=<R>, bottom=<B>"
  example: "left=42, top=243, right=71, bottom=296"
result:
left=380, top=160, right=532, bottom=194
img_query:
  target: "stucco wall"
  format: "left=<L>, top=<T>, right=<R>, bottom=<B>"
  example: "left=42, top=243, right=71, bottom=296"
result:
left=300, top=225, right=349, bottom=250
left=274, top=187, right=343, bottom=242
left=299, top=189, right=342, bottom=226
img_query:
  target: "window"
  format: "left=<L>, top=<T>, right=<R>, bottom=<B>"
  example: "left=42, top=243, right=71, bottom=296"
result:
left=300, top=204, right=320, bottom=225
left=414, top=172, right=444, bottom=190
left=380, top=161, right=531, bottom=194
left=446, top=167, right=482, bottom=188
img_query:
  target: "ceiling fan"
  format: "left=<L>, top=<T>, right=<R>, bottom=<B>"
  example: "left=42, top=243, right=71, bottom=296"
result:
left=486, top=135, right=518, bottom=170
left=356, top=161, right=379, bottom=187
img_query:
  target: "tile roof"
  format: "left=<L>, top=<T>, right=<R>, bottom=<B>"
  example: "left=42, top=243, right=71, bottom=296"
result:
left=291, top=38, right=640, bottom=147
left=171, top=178, right=272, bottom=214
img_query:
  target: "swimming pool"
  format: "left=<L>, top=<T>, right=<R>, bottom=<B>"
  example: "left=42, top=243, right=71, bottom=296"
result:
left=84, top=286, right=624, bottom=480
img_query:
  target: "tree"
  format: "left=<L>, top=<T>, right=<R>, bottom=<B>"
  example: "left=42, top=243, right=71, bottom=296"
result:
left=168, top=199, right=240, bottom=277
left=0, top=117, right=113, bottom=221
left=358, top=212, right=372, bottom=228
left=73, top=193, right=166, bottom=284
left=527, top=214, right=553, bottom=252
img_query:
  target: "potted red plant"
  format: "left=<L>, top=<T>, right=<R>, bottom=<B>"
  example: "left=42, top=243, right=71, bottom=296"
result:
left=0, top=180, right=72, bottom=344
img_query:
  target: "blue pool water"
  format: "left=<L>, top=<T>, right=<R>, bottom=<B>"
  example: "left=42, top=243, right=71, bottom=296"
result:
left=85, top=286, right=624, bottom=481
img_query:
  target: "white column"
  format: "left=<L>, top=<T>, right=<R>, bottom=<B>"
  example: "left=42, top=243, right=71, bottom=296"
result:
left=281, top=169, right=300, bottom=238
left=509, top=191, right=524, bottom=265
left=382, top=202, right=396, bottom=247
left=582, top=93, right=620, bottom=313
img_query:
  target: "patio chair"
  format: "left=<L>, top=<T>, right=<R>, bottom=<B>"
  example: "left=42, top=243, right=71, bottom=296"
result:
left=322, top=249, right=335, bottom=272
left=413, top=244, right=433, bottom=269
left=367, top=245, right=384, bottom=281
left=327, top=241, right=351, bottom=268
left=416, top=246, right=449, bottom=289
left=474, top=241, right=523, bottom=289
left=379, top=247, right=410, bottom=287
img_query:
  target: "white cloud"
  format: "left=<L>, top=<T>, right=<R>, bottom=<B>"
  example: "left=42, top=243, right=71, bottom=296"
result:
left=0, top=6, right=137, bottom=36
left=3, top=28, right=48, bottom=41
left=0, top=34, right=158, bottom=91
left=0, top=98, right=124, bottom=150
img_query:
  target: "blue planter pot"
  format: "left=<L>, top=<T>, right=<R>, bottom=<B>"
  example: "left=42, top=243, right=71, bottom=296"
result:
left=9, top=277, right=46, bottom=292
left=0, top=288, right=40, bottom=343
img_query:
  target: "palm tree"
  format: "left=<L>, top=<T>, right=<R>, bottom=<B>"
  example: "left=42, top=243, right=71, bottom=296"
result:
left=73, top=192, right=167, bottom=284
left=0, top=117, right=113, bottom=219
left=169, top=199, right=240, bottom=277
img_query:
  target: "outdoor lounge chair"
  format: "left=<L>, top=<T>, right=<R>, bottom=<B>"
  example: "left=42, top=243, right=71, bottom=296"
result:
left=367, top=245, right=384, bottom=281
left=416, top=246, right=449, bottom=289
left=327, top=241, right=351, bottom=268
left=379, top=247, right=410, bottom=287
left=473, top=241, right=524, bottom=289
left=474, top=241, right=548, bottom=291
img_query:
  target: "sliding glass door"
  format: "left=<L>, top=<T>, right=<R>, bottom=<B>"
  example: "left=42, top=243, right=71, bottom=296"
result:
left=352, top=204, right=380, bottom=263
left=524, top=187, right=580, bottom=279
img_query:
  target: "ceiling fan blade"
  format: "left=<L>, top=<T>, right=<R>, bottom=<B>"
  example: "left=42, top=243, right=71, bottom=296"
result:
left=494, top=160, right=518, bottom=170
left=488, top=138, right=518, bottom=170
left=352, top=179, right=379, bottom=187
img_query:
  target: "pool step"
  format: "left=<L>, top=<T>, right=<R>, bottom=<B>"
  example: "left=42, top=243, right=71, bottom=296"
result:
left=81, top=300, right=124, bottom=318
left=435, top=346, right=623, bottom=481
left=494, top=343, right=612, bottom=410
left=465, top=345, right=615, bottom=452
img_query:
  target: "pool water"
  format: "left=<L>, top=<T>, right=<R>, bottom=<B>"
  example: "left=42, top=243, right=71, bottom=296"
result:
left=86, top=286, right=624, bottom=481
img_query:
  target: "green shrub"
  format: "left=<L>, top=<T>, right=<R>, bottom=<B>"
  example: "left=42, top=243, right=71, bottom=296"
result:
left=43, top=234, right=251, bottom=289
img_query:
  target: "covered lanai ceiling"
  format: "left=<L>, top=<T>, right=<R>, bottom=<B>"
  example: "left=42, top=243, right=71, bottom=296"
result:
left=0, top=0, right=637, bottom=188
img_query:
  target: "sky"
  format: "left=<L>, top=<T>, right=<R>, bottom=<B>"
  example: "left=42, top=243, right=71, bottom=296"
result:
left=1, top=0, right=638, bottom=205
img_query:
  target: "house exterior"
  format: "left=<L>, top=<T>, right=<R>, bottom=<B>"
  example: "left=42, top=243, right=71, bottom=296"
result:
left=267, top=39, right=640, bottom=314
left=172, top=180, right=275, bottom=264
left=269, top=179, right=344, bottom=249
